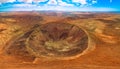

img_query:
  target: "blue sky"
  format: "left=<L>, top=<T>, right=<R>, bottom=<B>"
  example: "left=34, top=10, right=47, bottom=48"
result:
left=0, top=0, right=120, bottom=11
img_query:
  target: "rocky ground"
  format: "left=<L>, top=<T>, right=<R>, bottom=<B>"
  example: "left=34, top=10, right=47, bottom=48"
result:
left=0, top=11, right=120, bottom=69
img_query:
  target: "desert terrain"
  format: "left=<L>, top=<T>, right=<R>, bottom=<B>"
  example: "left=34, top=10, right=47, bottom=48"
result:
left=0, top=11, right=120, bottom=69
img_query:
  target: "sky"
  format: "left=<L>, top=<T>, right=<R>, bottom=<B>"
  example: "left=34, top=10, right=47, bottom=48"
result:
left=0, top=0, right=120, bottom=11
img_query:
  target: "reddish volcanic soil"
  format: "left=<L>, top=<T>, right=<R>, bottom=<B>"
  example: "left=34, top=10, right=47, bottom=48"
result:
left=0, top=11, right=120, bottom=69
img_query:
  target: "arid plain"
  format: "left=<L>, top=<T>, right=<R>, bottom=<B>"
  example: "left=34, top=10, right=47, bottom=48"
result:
left=0, top=11, right=120, bottom=69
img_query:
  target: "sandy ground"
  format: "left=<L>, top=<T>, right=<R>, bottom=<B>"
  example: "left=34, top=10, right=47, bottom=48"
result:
left=0, top=12, right=120, bottom=69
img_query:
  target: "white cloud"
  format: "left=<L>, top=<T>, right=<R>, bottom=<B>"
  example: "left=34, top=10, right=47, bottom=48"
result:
left=92, top=0, right=97, bottom=4
left=34, top=0, right=48, bottom=2
left=26, top=0, right=33, bottom=3
left=72, top=0, right=87, bottom=5
left=0, top=0, right=97, bottom=7
left=46, top=0, right=74, bottom=6
left=47, top=0, right=58, bottom=5
left=59, top=2, right=74, bottom=6
left=7, top=0, right=16, bottom=2
left=0, top=0, right=8, bottom=3
left=7, top=5, right=116, bottom=11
